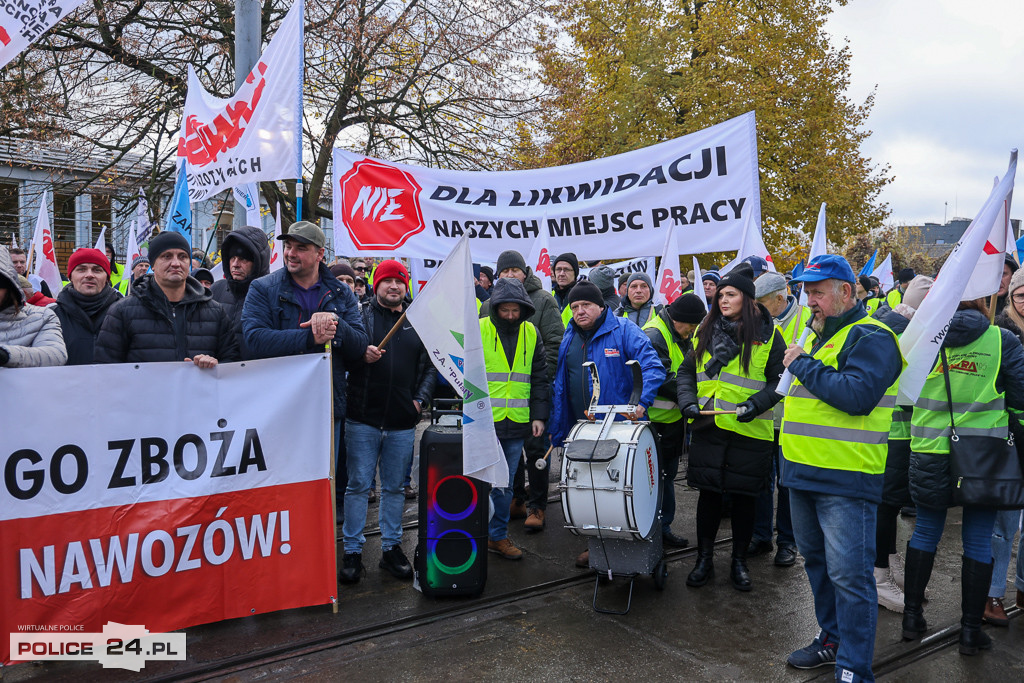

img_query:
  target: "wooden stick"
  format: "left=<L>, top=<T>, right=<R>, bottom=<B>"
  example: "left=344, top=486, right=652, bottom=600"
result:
left=700, top=409, right=737, bottom=415
left=376, top=310, right=408, bottom=349
left=988, top=292, right=998, bottom=324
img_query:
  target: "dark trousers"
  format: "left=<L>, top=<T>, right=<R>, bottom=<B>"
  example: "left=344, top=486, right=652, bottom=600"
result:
left=752, top=430, right=794, bottom=547
left=513, top=430, right=551, bottom=510
left=652, top=420, right=685, bottom=533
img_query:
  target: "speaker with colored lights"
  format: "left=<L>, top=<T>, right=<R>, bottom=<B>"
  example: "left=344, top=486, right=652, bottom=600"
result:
left=414, top=417, right=491, bottom=597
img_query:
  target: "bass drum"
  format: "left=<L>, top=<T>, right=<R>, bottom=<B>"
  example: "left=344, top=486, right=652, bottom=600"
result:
left=559, top=420, right=660, bottom=542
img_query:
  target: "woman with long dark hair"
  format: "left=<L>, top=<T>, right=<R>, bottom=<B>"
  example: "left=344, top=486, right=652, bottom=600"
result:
left=903, top=298, right=1024, bottom=655
left=677, top=268, right=786, bottom=590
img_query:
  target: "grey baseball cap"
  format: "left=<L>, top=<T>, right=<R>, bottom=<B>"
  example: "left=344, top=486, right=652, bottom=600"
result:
left=279, top=220, right=325, bottom=248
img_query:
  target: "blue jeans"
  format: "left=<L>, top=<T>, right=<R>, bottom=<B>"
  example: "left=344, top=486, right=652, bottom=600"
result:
left=789, top=488, right=877, bottom=683
left=909, top=505, right=997, bottom=563
left=989, top=509, right=1023, bottom=597
left=753, top=441, right=794, bottom=546
left=342, top=420, right=415, bottom=554
left=489, top=438, right=525, bottom=542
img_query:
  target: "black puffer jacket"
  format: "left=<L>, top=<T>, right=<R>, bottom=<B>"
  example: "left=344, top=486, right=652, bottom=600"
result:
left=94, top=274, right=239, bottom=363
left=909, top=309, right=1024, bottom=509
left=875, top=308, right=913, bottom=507
left=484, top=278, right=550, bottom=440
left=210, top=226, right=271, bottom=359
left=54, top=285, right=122, bottom=365
left=346, top=297, right=436, bottom=430
left=677, top=305, right=786, bottom=495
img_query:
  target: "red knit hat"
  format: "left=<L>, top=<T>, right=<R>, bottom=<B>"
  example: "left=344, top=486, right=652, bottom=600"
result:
left=373, top=259, right=409, bottom=286
left=67, top=248, right=111, bottom=278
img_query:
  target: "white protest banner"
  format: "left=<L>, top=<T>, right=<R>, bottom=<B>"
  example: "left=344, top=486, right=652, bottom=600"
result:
left=898, top=151, right=1017, bottom=404
left=0, top=354, right=336, bottom=665
left=579, top=255, right=657, bottom=281
left=332, top=112, right=760, bottom=262
left=871, top=253, right=894, bottom=294
left=409, top=258, right=441, bottom=294
left=30, top=190, right=62, bottom=295
left=405, top=237, right=507, bottom=486
left=0, top=0, right=87, bottom=70
left=653, top=225, right=682, bottom=306
left=177, top=0, right=303, bottom=202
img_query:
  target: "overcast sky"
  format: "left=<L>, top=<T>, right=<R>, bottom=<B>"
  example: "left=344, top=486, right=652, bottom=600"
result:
left=826, top=0, right=1024, bottom=227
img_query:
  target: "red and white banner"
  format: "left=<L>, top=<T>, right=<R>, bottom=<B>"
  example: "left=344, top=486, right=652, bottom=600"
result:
left=176, top=0, right=303, bottom=202
left=0, top=354, right=336, bottom=664
left=333, top=112, right=761, bottom=261
left=0, top=0, right=86, bottom=71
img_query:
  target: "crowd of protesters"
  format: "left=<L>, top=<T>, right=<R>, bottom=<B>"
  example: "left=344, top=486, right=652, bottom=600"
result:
left=6, top=219, right=1024, bottom=683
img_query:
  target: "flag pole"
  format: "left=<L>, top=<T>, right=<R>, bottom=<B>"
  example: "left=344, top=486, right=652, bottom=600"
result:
left=376, top=311, right=408, bottom=350
left=988, top=292, right=998, bottom=324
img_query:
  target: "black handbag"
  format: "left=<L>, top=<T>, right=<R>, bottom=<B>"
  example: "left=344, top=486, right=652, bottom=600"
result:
left=940, top=348, right=1024, bottom=509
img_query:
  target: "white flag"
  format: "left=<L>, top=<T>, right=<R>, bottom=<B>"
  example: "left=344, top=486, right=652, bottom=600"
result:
left=720, top=219, right=777, bottom=275
left=692, top=256, right=708, bottom=311
left=0, top=0, right=87, bottom=70
left=234, top=183, right=263, bottom=227
left=405, top=236, right=507, bottom=487
left=93, top=226, right=107, bottom=254
left=653, top=225, right=683, bottom=306
left=30, top=191, right=62, bottom=295
left=268, top=206, right=285, bottom=273
left=898, top=151, right=1017, bottom=404
left=177, top=0, right=303, bottom=202
left=871, top=253, right=894, bottom=295
left=527, top=227, right=552, bottom=292
left=961, top=177, right=1014, bottom=301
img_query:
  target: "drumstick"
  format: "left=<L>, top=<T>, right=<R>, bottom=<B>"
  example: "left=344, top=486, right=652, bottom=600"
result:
left=699, top=409, right=738, bottom=415
left=534, top=445, right=554, bottom=470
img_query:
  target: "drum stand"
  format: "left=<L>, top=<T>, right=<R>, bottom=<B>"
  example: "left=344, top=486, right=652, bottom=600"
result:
left=573, top=361, right=669, bottom=615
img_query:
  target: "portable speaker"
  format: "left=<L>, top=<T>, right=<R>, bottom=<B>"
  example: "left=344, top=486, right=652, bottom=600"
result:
left=414, top=424, right=490, bottom=597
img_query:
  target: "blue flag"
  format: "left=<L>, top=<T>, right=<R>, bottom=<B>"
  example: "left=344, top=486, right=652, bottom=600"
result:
left=1016, top=234, right=1024, bottom=263
left=791, top=258, right=805, bottom=279
left=858, top=249, right=878, bottom=277
left=165, top=164, right=192, bottom=239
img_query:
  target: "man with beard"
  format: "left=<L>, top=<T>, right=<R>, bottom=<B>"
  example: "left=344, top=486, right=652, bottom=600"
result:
left=780, top=254, right=904, bottom=682
left=55, top=248, right=122, bottom=365
left=210, top=225, right=270, bottom=358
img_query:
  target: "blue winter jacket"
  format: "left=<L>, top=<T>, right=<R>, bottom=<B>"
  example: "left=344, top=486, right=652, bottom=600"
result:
left=550, top=309, right=665, bottom=446
left=242, top=263, right=368, bottom=417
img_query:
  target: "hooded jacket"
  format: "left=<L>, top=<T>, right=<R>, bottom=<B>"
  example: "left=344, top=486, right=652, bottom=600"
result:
left=210, top=226, right=272, bottom=358
left=479, top=268, right=563, bottom=381
left=242, top=262, right=367, bottom=418
left=587, top=265, right=621, bottom=312
left=0, top=247, right=67, bottom=368
left=483, top=278, right=550, bottom=439
left=94, top=274, right=238, bottom=364
left=908, top=309, right=1024, bottom=509
left=346, top=295, right=436, bottom=430
left=54, top=284, right=122, bottom=365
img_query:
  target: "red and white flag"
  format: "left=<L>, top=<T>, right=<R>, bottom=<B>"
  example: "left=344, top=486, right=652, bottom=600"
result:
left=527, top=226, right=552, bottom=292
left=692, top=256, right=708, bottom=310
left=798, top=202, right=827, bottom=305
left=176, top=0, right=303, bottom=202
left=30, top=191, right=62, bottom=295
left=653, top=224, right=683, bottom=305
left=961, top=177, right=1015, bottom=300
left=898, top=151, right=1017, bottom=404
left=0, top=0, right=87, bottom=70
left=93, top=226, right=106, bottom=254
left=268, top=206, right=284, bottom=273
left=871, top=253, right=894, bottom=294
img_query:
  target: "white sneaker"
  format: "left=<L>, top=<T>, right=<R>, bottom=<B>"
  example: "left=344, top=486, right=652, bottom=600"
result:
left=875, top=566, right=905, bottom=613
left=888, top=553, right=905, bottom=589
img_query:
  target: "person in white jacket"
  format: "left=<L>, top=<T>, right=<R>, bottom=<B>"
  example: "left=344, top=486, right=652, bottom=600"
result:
left=0, top=246, right=67, bottom=368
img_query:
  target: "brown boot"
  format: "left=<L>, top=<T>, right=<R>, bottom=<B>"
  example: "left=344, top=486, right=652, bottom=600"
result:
left=487, top=538, right=523, bottom=560
left=509, top=498, right=528, bottom=520
left=524, top=508, right=545, bottom=531
left=984, top=597, right=1010, bottom=626
left=575, top=549, right=590, bottom=568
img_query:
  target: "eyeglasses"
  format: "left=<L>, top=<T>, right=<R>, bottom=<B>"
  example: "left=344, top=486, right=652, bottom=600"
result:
left=354, top=266, right=367, bottom=272
left=553, top=267, right=575, bottom=274
left=1013, top=293, right=1024, bottom=303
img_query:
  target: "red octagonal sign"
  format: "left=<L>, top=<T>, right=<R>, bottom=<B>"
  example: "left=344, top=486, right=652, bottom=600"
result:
left=339, top=159, right=425, bottom=250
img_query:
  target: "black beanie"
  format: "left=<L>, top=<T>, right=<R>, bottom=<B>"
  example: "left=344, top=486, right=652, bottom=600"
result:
left=717, top=269, right=756, bottom=300
left=668, top=293, right=707, bottom=324
left=148, top=231, right=192, bottom=263
left=567, top=280, right=604, bottom=307
left=897, top=268, right=915, bottom=284
left=858, top=275, right=872, bottom=292
left=495, top=250, right=527, bottom=275
left=553, top=252, right=579, bottom=277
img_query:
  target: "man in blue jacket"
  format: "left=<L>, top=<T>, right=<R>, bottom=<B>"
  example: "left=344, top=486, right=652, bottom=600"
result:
left=549, top=280, right=665, bottom=567
left=242, top=221, right=368, bottom=530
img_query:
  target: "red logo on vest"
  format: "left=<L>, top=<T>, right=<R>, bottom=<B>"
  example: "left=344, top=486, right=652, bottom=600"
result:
left=338, top=159, right=424, bottom=250
left=948, top=359, right=978, bottom=373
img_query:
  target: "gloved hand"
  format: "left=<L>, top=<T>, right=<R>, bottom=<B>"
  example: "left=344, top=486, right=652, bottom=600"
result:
left=683, top=404, right=702, bottom=420
left=0, top=346, right=9, bottom=366
left=735, top=401, right=757, bottom=423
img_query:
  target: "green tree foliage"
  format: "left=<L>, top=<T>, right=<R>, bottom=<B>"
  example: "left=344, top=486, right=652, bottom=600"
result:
left=523, top=0, right=892, bottom=254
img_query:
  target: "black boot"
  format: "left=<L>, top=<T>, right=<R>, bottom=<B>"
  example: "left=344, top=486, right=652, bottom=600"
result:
left=959, top=555, right=994, bottom=655
left=730, top=555, right=752, bottom=592
left=687, top=538, right=715, bottom=587
left=901, top=544, right=935, bottom=640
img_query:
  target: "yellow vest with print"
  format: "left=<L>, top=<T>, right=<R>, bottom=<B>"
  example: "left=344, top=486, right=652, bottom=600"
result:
left=693, top=334, right=774, bottom=441
left=480, top=317, right=536, bottom=424
left=642, top=314, right=685, bottom=423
